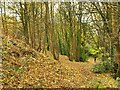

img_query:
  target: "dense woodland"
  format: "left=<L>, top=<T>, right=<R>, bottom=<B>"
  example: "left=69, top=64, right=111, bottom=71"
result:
left=0, top=1, right=120, bottom=88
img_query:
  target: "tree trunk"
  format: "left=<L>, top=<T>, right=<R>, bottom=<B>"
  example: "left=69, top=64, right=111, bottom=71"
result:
left=76, top=2, right=82, bottom=62
left=115, top=45, right=120, bottom=77
left=45, top=2, right=50, bottom=51
left=19, top=2, right=29, bottom=44
left=50, top=3, right=59, bottom=60
left=111, top=2, right=120, bottom=78
left=68, top=2, right=74, bottom=61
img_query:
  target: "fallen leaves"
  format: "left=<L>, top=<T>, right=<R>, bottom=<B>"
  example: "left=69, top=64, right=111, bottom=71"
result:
left=2, top=38, right=118, bottom=88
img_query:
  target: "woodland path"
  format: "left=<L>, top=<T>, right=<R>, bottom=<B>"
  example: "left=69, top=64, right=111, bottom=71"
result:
left=58, top=55, right=116, bottom=88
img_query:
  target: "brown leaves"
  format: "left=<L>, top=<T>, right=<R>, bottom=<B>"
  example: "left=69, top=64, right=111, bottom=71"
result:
left=2, top=38, right=117, bottom=88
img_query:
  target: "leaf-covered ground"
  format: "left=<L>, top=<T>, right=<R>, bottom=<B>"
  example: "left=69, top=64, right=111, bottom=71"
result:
left=1, top=38, right=118, bottom=88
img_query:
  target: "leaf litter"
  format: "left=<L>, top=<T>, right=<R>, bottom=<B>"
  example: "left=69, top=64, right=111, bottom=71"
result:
left=1, top=38, right=117, bottom=88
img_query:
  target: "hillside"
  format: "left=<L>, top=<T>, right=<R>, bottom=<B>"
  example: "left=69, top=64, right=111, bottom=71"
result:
left=1, top=38, right=117, bottom=88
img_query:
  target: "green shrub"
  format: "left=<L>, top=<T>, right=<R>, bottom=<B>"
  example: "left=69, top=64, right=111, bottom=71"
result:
left=92, top=62, right=106, bottom=73
left=92, top=59, right=114, bottom=73
left=78, top=47, right=89, bottom=62
left=80, top=53, right=89, bottom=62
left=91, top=79, right=104, bottom=88
left=116, top=77, right=120, bottom=88
left=103, top=59, right=114, bottom=71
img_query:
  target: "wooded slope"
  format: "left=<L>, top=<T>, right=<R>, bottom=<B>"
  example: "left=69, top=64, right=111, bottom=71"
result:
left=2, top=38, right=117, bottom=88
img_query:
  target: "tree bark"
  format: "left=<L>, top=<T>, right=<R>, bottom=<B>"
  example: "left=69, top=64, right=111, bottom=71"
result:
left=50, top=3, right=59, bottom=60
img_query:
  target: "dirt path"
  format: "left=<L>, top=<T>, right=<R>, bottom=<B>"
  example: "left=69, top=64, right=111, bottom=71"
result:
left=58, top=55, right=117, bottom=88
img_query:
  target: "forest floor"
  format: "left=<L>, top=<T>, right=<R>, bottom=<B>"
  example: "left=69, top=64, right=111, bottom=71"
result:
left=58, top=55, right=117, bottom=88
left=2, top=38, right=118, bottom=88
